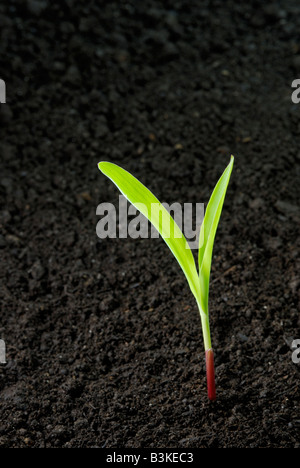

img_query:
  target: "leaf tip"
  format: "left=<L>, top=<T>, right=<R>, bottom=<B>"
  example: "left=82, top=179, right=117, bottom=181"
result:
left=98, top=161, right=111, bottom=175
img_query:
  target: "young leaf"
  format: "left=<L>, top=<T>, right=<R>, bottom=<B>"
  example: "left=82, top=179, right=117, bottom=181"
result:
left=98, top=162, right=201, bottom=301
left=198, top=156, right=234, bottom=313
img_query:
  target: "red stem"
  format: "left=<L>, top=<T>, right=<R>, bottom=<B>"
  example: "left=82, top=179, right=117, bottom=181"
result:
left=205, top=348, right=216, bottom=401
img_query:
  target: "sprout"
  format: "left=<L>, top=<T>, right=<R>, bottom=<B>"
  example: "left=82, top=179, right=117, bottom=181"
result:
left=98, top=156, right=234, bottom=401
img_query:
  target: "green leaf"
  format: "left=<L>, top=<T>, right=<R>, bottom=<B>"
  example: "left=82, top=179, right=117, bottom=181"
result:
left=198, top=156, right=234, bottom=313
left=98, top=162, right=201, bottom=301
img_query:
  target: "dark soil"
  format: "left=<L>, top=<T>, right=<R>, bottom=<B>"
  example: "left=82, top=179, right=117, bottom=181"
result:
left=0, top=0, right=299, bottom=448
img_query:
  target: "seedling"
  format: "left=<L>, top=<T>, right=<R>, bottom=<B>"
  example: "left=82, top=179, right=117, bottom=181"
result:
left=98, top=156, right=234, bottom=400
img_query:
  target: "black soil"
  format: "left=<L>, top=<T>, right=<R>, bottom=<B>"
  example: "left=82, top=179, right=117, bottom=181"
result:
left=0, top=0, right=299, bottom=448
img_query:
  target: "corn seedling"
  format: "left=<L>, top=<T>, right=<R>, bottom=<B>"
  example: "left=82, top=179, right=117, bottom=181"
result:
left=98, top=156, right=234, bottom=400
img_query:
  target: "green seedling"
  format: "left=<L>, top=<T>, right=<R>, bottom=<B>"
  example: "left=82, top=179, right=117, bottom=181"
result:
left=98, top=156, right=234, bottom=401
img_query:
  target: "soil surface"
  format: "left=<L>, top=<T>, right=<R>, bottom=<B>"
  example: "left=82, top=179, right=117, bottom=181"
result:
left=0, top=0, right=299, bottom=448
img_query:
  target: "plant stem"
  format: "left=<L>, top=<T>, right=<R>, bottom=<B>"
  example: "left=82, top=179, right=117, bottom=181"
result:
left=199, top=308, right=212, bottom=350
left=205, top=348, right=216, bottom=401
left=198, top=305, right=216, bottom=401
